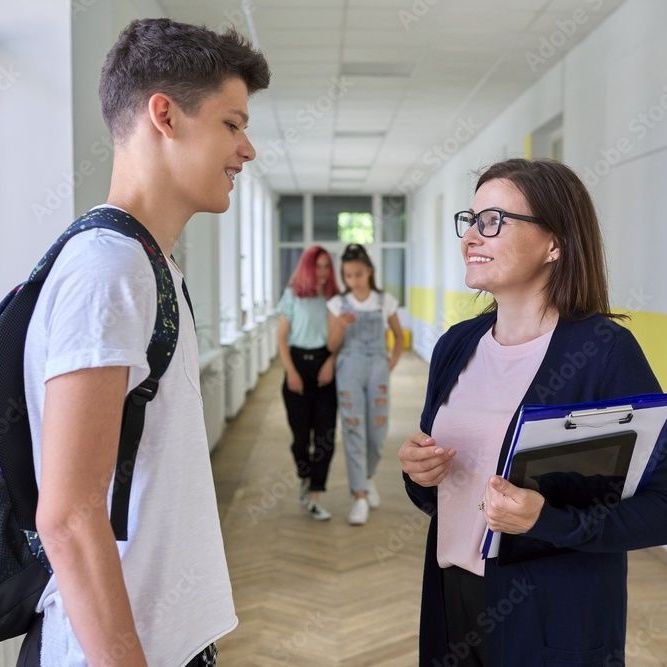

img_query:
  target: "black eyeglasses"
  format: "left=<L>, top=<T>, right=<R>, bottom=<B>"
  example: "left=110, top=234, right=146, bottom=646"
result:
left=454, top=208, right=540, bottom=238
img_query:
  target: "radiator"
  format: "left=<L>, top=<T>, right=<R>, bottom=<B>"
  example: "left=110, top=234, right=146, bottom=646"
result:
left=243, top=326, right=259, bottom=392
left=267, top=315, right=279, bottom=360
left=257, top=319, right=270, bottom=374
left=223, top=340, right=246, bottom=418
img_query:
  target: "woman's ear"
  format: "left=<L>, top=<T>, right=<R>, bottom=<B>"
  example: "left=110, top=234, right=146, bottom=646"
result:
left=547, top=236, right=560, bottom=262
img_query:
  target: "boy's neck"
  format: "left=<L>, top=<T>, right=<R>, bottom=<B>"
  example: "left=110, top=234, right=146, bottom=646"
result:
left=105, top=194, right=187, bottom=259
left=106, top=158, right=193, bottom=258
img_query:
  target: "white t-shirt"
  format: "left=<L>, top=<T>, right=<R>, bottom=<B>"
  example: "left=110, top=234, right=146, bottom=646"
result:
left=24, top=211, right=237, bottom=666
left=327, top=291, right=398, bottom=328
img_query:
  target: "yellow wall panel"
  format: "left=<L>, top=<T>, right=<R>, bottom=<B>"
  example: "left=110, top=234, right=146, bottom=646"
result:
left=523, top=133, right=533, bottom=159
left=443, top=290, right=493, bottom=328
left=409, top=287, right=436, bottom=325
left=412, top=289, right=667, bottom=389
left=621, top=310, right=667, bottom=390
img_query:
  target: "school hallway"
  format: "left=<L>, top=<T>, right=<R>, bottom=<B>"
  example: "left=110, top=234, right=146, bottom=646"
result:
left=212, top=352, right=427, bottom=666
left=212, top=353, right=667, bottom=667
left=4, top=1, right=667, bottom=665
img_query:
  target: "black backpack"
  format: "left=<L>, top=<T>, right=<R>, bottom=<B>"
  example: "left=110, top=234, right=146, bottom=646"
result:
left=0, top=207, right=191, bottom=640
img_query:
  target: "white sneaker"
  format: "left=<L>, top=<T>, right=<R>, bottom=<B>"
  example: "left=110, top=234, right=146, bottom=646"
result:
left=348, top=498, right=370, bottom=525
left=298, top=478, right=310, bottom=507
left=306, top=501, right=331, bottom=521
left=367, top=479, right=380, bottom=509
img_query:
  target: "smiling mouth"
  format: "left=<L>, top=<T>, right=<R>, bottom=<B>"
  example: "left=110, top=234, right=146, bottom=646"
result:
left=467, top=256, right=494, bottom=264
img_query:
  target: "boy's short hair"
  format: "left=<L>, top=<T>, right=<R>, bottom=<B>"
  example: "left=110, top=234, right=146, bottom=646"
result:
left=99, top=18, right=270, bottom=142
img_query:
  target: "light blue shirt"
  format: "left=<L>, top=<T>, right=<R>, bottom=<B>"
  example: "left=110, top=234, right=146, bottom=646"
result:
left=277, top=287, right=329, bottom=349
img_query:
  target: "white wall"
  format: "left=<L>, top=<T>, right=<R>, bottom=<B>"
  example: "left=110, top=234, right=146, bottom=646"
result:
left=562, top=1, right=667, bottom=314
left=219, top=190, right=242, bottom=340
left=0, top=1, right=74, bottom=297
left=0, top=0, right=170, bottom=298
left=408, top=0, right=667, bottom=360
left=0, top=2, right=165, bottom=662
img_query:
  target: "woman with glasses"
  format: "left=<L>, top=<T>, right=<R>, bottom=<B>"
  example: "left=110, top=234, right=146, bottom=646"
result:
left=277, top=246, right=340, bottom=520
left=399, top=159, right=663, bottom=666
left=327, top=244, right=403, bottom=525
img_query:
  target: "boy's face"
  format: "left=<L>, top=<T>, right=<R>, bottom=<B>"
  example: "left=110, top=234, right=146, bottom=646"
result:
left=168, top=76, right=256, bottom=214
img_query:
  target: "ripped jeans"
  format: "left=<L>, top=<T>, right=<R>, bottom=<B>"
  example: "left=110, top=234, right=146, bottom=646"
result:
left=336, top=353, right=390, bottom=493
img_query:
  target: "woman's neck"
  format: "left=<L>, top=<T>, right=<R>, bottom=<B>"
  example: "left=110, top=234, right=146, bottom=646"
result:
left=493, top=294, right=559, bottom=345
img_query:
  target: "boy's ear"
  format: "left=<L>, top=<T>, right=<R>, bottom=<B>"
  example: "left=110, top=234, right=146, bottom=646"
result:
left=147, top=93, right=177, bottom=139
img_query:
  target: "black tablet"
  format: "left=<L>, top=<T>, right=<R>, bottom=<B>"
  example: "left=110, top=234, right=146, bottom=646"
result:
left=509, top=430, right=637, bottom=509
left=498, top=430, right=637, bottom=565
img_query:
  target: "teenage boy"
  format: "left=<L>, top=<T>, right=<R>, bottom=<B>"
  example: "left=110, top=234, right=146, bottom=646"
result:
left=18, top=18, right=269, bottom=667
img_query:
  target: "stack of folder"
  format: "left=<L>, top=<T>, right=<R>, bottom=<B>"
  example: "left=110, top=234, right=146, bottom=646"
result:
left=481, top=394, right=667, bottom=564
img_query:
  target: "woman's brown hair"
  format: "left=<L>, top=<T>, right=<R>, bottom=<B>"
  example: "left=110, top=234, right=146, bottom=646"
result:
left=475, top=158, right=625, bottom=321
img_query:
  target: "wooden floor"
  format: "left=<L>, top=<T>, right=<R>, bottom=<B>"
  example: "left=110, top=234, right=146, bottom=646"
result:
left=212, top=353, right=667, bottom=666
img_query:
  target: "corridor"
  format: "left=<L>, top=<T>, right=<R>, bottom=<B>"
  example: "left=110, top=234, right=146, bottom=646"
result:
left=214, top=354, right=667, bottom=666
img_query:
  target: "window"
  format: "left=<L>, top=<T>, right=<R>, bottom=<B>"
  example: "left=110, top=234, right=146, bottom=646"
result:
left=275, top=194, right=408, bottom=308
left=382, top=248, right=405, bottom=306
left=380, top=195, right=408, bottom=307
left=278, top=195, right=304, bottom=242
left=219, top=192, right=240, bottom=340
left=279, top=247, right=302, bottom=295
left=313, top=195, right=373, bottom=242
left=253, top=185, right=266, bottom=315
left=382, top=196, right=406, bottom=242
left=338, top=212, right=374, bottom=244
left=239, top=176, right=253, bottom=327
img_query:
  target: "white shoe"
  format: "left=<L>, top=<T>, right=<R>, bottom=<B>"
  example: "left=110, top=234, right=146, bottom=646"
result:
left=306, top=501, right=331, bottom=521
left=367, top=479, right=380, bottom=509
left=298, top=478, right=310, bottom=507
left=348, top=498, right=370, bottom=525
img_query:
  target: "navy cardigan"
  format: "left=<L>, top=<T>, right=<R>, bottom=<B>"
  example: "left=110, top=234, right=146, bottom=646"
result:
left=404, top=312, right=665, bottom=667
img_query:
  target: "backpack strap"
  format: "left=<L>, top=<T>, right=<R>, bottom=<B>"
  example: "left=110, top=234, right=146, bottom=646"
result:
left=179, top=267, right=196, bottom=327
left=28, top=207, right=180, bottom=540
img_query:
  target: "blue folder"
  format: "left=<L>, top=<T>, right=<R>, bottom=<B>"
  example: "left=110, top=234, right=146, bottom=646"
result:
left=482, top=392, right=667, bottom=562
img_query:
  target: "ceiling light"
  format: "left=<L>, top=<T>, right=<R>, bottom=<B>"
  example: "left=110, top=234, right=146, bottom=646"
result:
left=334, top=131, right=385, bottom=138
left=341, top=62, right=414, bottom=78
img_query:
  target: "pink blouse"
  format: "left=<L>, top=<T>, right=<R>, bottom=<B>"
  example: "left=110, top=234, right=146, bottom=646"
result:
left=433, top=325, right=554, bottom=575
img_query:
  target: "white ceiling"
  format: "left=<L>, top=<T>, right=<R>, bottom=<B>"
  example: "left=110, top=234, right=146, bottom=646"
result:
left=161, top=0, right=624, bottom=194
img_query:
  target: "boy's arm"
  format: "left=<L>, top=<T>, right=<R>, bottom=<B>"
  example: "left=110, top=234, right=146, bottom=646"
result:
left=36, top=366, right=148, bottom=667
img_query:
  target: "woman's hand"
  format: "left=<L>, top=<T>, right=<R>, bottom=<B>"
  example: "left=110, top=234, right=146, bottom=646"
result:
left=399, top=432, right=457, bottom=487
left=317, top=356, right=335, bottom=387
left=482, top=476, right=545, bottom=534
left=339, top=312, right=356, bottom=327
left=286, top=369, right=304, bottom=395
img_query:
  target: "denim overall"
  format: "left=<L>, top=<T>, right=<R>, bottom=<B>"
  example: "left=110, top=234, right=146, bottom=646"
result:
left=336, top=293, right=390, bottom=493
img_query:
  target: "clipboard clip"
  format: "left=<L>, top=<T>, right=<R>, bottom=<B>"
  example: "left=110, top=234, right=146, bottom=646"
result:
left=565, top=405, right=634, bottom=430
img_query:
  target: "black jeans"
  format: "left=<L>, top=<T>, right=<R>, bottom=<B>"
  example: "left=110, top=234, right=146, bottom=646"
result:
left=282, top=346, right=337, bottom=492
left=185, top=642, right=218, bottom=665
left=441, top=566, right=487, bottom=666
left=17, top=613, right=217, bottom=666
